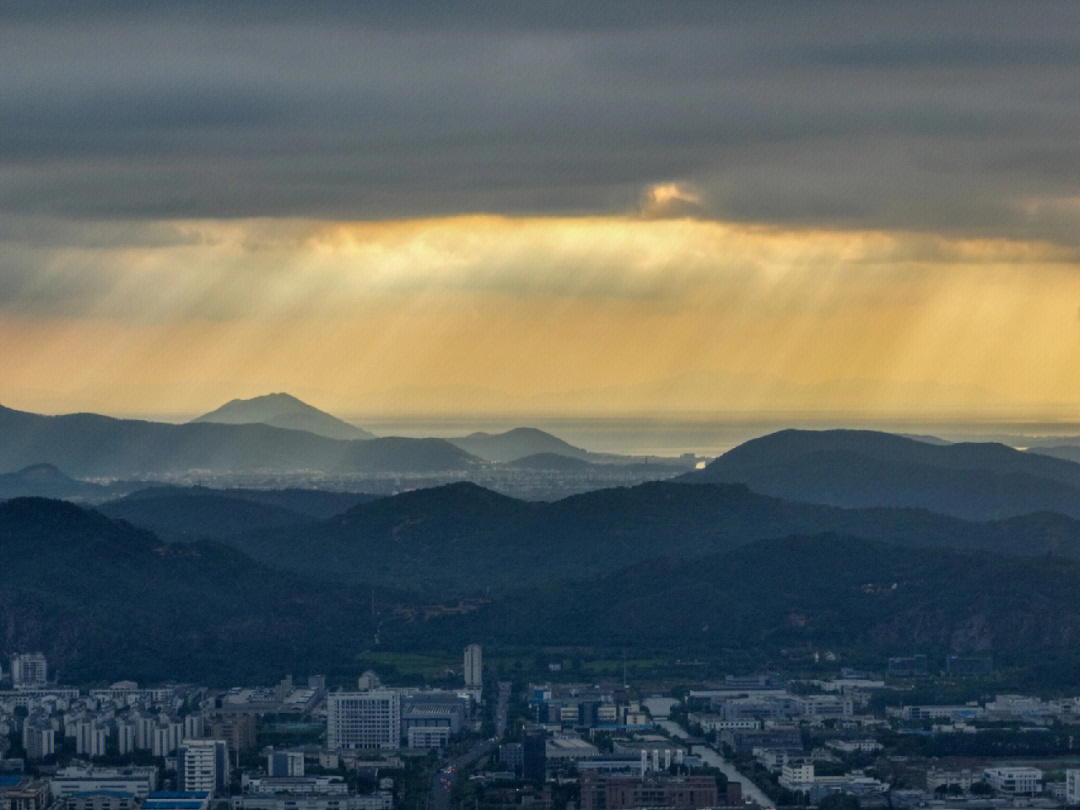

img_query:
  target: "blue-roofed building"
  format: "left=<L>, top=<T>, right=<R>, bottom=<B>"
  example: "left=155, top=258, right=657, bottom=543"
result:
left=142, top=791, right=210, bottom=810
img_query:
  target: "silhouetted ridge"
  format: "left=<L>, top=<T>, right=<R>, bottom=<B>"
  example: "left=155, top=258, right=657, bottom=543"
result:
left=449, top=427, right=591, bottom=462
left=680, top=428, right=1080, bottom=519
left=193, top=392, right=375, bottom=440
left=226, top=479, right=1080, bottom=596
left=507, top=453, right=594, bottom=471
left=0, top=404, right=475, bottom=477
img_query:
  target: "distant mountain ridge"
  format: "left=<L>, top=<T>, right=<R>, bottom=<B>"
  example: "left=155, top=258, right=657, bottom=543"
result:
left=448, top=427, right=592, bottom=463
left=0, top=404, right=476, bottom=477
left=222, top=479, right=1080, bottom=596
left=99, top=486, right=376, bottom=541
left=192, top=393, right=374, bottom=440
left=0, top=463, right=119, bottom=502
left=679, top=428, right=1080, bottom=520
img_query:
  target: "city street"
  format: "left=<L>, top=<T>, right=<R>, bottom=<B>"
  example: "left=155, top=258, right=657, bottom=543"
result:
left=427, top=682, right=512, bottom=810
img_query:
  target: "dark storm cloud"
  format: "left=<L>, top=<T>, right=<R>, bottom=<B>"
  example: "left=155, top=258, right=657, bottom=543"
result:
left=3, top=1, right=1080, bottom=242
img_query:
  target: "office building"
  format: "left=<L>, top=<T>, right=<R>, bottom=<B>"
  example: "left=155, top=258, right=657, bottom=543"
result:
left=326, top=691, right=401, bottom=752
left=51, top=766, right=159, bottom=801
left=984, top=767, right=1043, bottom=795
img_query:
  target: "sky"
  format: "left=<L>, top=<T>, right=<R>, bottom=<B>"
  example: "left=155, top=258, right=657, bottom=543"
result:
left=4, top=1, right=1080, bottom=419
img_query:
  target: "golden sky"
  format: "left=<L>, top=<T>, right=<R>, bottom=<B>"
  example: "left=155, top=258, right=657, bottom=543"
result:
left=4, top=203, right=1080, bottom=419
left=7, top=4, right=1080, bottom=420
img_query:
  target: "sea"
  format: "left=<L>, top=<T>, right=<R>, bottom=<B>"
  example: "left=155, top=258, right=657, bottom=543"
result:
left=344, top=414, right=1080, bottom=459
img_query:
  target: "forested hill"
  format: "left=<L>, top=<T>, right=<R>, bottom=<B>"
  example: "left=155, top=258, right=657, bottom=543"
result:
left=680, top=429, right=1080, bottom=519
left=221, top=480, right=1080, bottom=595
left=448, top=533, right=1080, bottom=660
left=11, top=494, right=1080, bottom=682
left=0, top=497, right=380, bottom=683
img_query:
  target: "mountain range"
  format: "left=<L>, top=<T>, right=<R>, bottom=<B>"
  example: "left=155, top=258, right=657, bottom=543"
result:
left=0, top=403, right=477, bottom=477
left=9, top=493, right=1080, bottom=682
left=201, top=479, right=1080, bottom=596
left=448, top=427, right=594, bottom=463
left=11, top=423, right=1080, bottom=682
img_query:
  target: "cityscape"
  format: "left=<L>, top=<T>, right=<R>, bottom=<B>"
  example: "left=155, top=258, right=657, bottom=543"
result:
left=6, top=5, right=1080, bottom=810
left=9, top=647, right=1080, bottom=810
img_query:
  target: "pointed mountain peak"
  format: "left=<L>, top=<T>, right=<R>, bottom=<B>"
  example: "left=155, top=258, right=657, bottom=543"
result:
left=192, top=393, right=374, bottom=441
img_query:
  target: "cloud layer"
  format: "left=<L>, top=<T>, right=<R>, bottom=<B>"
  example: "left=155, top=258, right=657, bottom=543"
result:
left=3, top=2, right=1080, bottom=242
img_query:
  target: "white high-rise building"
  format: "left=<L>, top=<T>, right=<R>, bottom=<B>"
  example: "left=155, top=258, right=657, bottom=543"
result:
left=76, top=721, right=109, bottom=758
left=117, top=720, right=136, bottom=755
left=11, top=653, right=47, bottom=689
left=326, top=690, right=401, bottom=751
left=464, top=645, right=482, bottom=689
left=178, top=738, right=230, bottom=795
left=152, top=720, right=182, bottom=757
left=184, top=714, right=205, bottom=740
left=22, top=717, right=56, bottom=760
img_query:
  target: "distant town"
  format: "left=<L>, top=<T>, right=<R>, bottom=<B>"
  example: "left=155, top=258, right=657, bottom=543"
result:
left=7, top=649, right=1080, bottom=810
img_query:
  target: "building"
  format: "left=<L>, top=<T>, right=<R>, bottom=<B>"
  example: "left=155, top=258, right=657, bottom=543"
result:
left=578, top=772, right=718, bottom=810
left=0, top=778, right=51, bottom=810
left=464, top=645, right=482, bottom=690
left=51, top=765, right=159, bottom=801
left=523, top=733, right=547, bottom=785
left=62, top=793, right=141, bottom=810
left=402, top=695, right=464, bottom=750
left=984, top=767, right=1043, bottom=795
left=143, top=792, right=211, bottom=810
left=926, top=768, right=979, bottom=793
left=500, top=743, right=524, bottom=773
left=1065, top=770, right=1080, bottom=805
left=9, top=656, right=47, bottom=691
left=780, top=763, right=816, bottom=792
left=237, top=777, right=391, bottom=810
left=178, top=739, right=230, bottom=796
left=207, top=714, right=257, bottom=754
left=151, top=721, right=182, bottom=758
left=326, top=691, right=401, bottom=752
left=237, top=795, right=391, bottom=810
left=21, top=718, right=55, bottom=761
left=267, top=750, right=305, bottom=778
left=406, top=727, right=452, bottom=750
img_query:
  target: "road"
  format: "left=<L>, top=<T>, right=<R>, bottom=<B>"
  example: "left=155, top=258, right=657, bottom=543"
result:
left=657, top=719, right=776, bottom=810
left=427, top=682, right=512, bottom=810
